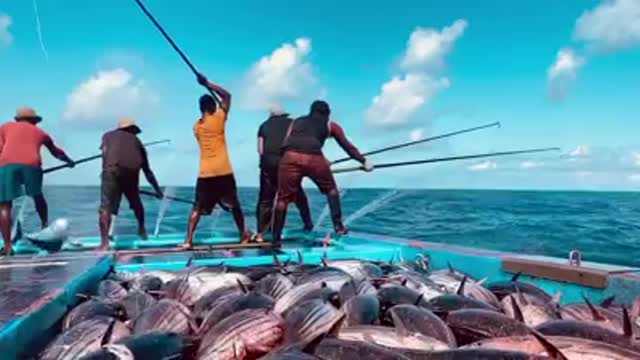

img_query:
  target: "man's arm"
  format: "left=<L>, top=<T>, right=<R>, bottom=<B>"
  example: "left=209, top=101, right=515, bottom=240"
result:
left=197, top=73, right=231, bottom=113
left=44, top=136, right=74, bottom=166
left=140, top=144, right=162, bottom=197
left=258, top=137, right=264, bottom=155
left=329, top=122, right=366, bottom=164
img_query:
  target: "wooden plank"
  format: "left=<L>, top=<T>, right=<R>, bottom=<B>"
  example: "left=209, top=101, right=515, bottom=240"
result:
left=502, top=257, right=609, bottom=289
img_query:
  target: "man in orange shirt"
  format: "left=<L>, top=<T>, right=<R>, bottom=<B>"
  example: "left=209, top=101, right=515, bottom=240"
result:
left=0, top=107, right=74, bottom=255
left=180, top=73, right=252, bottom=249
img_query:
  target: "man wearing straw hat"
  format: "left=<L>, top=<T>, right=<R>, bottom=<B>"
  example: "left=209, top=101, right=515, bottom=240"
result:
left=98, top=117, right=163, bottom=251
left=0, top=107, right=75, bottom=255
left=255, top=104, right=314, bottom=243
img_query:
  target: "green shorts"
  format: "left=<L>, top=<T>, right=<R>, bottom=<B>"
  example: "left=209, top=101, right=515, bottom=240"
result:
left=0, top=164, right=44, bottom=202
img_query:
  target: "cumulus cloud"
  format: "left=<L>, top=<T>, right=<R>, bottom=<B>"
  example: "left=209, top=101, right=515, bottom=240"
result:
left=547, top=48, right=586, bottom=101
left=0, top=13, right=13, bottom=47
left=63, top=68, right=158, bottom=127
left=468, top=161, right=497, bottom=171
left=401, top=20, right=468, bottom=71
left=243, top=38, right=315, bottom=110
left=409, top=128, right=426, bottom=141
left=521, top=160, right=544, bottom=169
left=569, top=144, right=591, bottom=158
left=574, top=0, right=640, bottom=51
left=366, top=74, right=449, bottom=128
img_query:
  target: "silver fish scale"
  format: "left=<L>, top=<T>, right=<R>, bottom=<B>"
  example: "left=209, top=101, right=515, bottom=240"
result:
left=256, top=273, right=294, bottom=300
left=502, top=293, right=557, bottom=327
left=178, top=272, right=251, bottom=307
left=198, top=309, right=283, bottom=360
left=296, top=268, right=353, bottom=290
left=327, top=261, right=382, bottom=283
left=389, top=273, right=446, bottom=300
left=286, top=300, right=344, bottom=345
left=41, top=319, right=113, bottom=360
left=133, top=299, right=191, bottom=335
left=274, top=282, right=324, bottom=315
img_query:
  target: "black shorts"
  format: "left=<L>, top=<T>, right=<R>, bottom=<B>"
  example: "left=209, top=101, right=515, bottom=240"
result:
left=100, top=168, right=141, bottom=215
left=195, top=174, right=240, bottom=215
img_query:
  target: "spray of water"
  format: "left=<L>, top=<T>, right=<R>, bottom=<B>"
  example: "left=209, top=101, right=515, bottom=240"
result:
left=153, top=186, right=176, bottom=237
left=313, top=189, right=348, bottom=232
left=343, top=189, right=405, bottom=227
left=32, top=0, right=49, bottom=63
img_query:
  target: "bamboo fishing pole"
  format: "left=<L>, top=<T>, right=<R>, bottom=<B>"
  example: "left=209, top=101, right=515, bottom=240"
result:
left=43, top=139, right=171, bottom=174
left=132, top=0, right=221, bottom=106
left=331, top=122, right=501, bottom=165
left=332, top=147, right=561, bottom=174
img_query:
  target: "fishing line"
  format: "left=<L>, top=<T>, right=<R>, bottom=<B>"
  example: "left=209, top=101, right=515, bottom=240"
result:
left=32, top=0, right=49, bottom=63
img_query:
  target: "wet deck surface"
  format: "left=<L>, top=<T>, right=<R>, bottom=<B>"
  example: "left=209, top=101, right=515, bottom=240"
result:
left=0, top=254, right=105, bottom=329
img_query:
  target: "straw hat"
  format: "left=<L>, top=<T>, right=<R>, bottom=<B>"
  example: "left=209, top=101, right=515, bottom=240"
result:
left=14, top=107, right=43, bottom=123
left=118, top=117, right=141, bottom=134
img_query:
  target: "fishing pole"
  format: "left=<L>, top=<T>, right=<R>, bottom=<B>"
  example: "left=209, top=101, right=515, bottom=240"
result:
left=132, top=0, right=221, bottom=105
left=331, top=122, right=501, bottom=165
left=43, top=139, right=171, bottom=174
left=140, top=189, right=195, bottom=205
left=332, top=147, right=561, bottom=174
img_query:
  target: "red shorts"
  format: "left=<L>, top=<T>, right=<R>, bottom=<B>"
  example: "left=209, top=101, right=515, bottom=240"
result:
left=277, top=151, right=337, bottom=204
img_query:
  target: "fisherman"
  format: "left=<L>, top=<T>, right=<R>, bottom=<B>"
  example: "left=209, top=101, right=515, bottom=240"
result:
left=98, top=118, right=162, bottom=251
left=0, top=107, right=75, bottom=255
left=180, top=73, right=252, bottom=249
left=271, top=100, right=373, bottom=246
left=255, top=104, right=313, bottom=243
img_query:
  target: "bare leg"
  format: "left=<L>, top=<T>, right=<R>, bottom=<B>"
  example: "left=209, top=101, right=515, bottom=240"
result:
left=230, top=206, right=251, bottom=243
left=33, top=194, right=48, bottom=229
left=0, top=202, right=12, bottom=255
left=98, top=209, right=111, bottom=251
left=131, top=203, right=147, bottom=240
left=182, top=208, right=201, bottom=249
left=327, top=189, right=347, bottom=235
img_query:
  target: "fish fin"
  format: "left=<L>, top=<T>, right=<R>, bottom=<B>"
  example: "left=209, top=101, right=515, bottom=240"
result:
left=272, top=252, right=282, bottom=268
left=582, top=293, right=606, bottom=321
left=237, top=279, right=248, bottom=294
left=390, top=309, right=409, bottom=336
left=551, top=292, right=562, bottom=305
left=515, top=284, right=527, bottom=306
left=101, top=319, right=117, bottom=346
left=185, top=255, right=195, bottom=268
left=623, top=306, right=633, bottom=337
left=401, top=278, right=408, bottom=287
left=530, top=329, right=568, bottom=360
left=476, top=277, right=488, bottom=287
left=447, top=261, right=454, bottom=274
left=414, top=293, right=424, bottom=306
left=601, top=295, right=616, bottom=308
left=510, top=296, right=525, bottom=323
left=233, top=342, right=239, bottom=360
left=511, top=272, right=522, bottom=282
left=389, top=253, right=395, bottom=265
left=284, top=258, right=291, bottom=267
left=321, top=282, right=327, bottom=288
left=456, top=276, right=467, bottom=296
left=297, top=250, right=304, bottom=264
left=328, top=314, right=346, bottom=337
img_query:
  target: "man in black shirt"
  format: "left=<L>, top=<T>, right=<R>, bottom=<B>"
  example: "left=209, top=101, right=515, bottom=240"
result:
left=98, top=118, right=162, bottom=250
left=255, top=105, right=313, bottom=243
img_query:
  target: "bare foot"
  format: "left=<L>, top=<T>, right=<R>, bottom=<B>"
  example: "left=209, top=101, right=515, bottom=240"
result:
left=178, top=243, right=193, bottom=251
left=96, top=244, right=110, bottom=251
left=240, top=230, right=253, bottom=244
left=254, top=233, right=264, bottom=243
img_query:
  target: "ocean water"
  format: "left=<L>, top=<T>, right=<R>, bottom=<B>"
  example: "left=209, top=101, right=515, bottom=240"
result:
left=11, top=186, right=640, bottom=267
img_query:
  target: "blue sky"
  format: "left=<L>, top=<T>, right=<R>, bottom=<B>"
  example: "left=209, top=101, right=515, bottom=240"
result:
left=1, top=0, right=640, bottom=190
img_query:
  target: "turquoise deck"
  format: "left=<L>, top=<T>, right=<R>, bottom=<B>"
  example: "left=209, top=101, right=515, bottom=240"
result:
left=1, top=231, right=640, bottom=358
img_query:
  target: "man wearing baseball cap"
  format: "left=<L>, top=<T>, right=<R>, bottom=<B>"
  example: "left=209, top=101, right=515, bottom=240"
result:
left=98, top=117, right=162, bottom=251
left=0, top=107, right=75, bottom=255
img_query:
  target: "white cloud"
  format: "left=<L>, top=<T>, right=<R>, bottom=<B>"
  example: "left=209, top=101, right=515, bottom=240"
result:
left=0, top=13, right=13, bottom=47
left=569, top=144, right=591, bottom=158
left=409, top=128, right=426, bottom=141
left=521, top=160, right=544, bottom=169
left=63, top=68, right=158, bottom=127
left=574, top=0, right=640, bottom=51
left=547, top=48, right=586, bottom=101
left=468, top=160, right=497, bottom=171
left=401, top=19, right=468, bottom=71
left=366, top=74, right=450, bottom=128
left=243, top=38, right=315, bottom=110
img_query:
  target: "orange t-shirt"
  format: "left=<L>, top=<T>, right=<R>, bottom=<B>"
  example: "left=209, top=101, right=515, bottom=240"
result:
left=0, top=121, right=52, bottom=168
left=194, top=109, right=233, bottom=178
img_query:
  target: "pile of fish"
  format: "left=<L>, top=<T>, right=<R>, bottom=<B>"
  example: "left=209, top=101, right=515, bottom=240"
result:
left=36, top=253, right=640, bottom=359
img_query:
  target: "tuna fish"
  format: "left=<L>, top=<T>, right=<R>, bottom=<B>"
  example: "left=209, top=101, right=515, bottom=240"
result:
left=388, top=304, right=457, bottom=347
left=427, top=262, right=478, bottom=293
left=127, top=275, right=163, bottom=292
left=535, top=319, right=640, bottom=352
left=274, top=282, right=340, bottom=316
left=445, top=309, right=532, bottom=345
left=119, top=290, right=157, bottom=321
left=132, top=299, right=195, bottom=336
left=296, top=267, right=353, bottom=292
left=342, top=295, right=380, bottom=327
left=457, top=277, right=502, bottom=310
left=311, top=338, right=410, bottom=360
left=377, top=284, right=429, bottom=315
left=503, top=291, right=559, bottom=327
left=78, top=344, right=135, bottom=360
left=487, top=273, right=553, bottom=303
left=338, top=325, right=450, bottom=351
left=559, top=295, right=628, bottom=334
left=256, top=273, right=295, bottom=300
left=428, top=294, right=500, bottom=314
left=63, top=299, right=125, bottom=330
left=41, top=318, right=128, bottom=360
left=283, top=299, right=345, bottom=346
left=325, top=259, right=384, bottom=284
left=117, top=332, right=198, bottom=360
left=356, top=281, right=377, bottom=296
left=97, top=280, right=128, bottom=302
left=193, top=285, right=245, bottom=318
left=467, top=335, right=640, bottom=360
left=169, top=272, right=252, bottom=307
left=387, top=271, right=447, bottom=301
left=198, top=292, right=275, bottom=336
left=399, top=348, right=554, bottom=359
left=198, top=309, right=284, bottom=360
